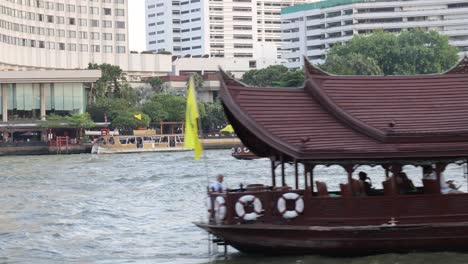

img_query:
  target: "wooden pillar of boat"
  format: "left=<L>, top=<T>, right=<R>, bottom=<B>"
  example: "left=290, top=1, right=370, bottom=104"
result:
left=390, top=164, right=401, bottom=196
left=310, top=165, right=315, bottom=194
left=281, top=154, right=286, bottom=187
left=436, top=163, right=448, bottom=194
left=304, top=163, right=309, bottom=189
left=271, top=157, right=276, bottom=187
left=344, top=164, right=354, bottom=184
left=294, top=160, right=299, bottom=189
left=384, top=165, right=390, bottom=179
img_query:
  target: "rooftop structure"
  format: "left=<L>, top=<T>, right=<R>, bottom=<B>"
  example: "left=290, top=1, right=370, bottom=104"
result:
left=281, top=0, right=468, bottom=69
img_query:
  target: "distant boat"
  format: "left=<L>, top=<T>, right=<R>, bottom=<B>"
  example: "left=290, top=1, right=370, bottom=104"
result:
left=92, top=123, right=189, bottom=154
left=231, top=146, right=258, bottom=160
left=92, top=134, right=189, bottom=154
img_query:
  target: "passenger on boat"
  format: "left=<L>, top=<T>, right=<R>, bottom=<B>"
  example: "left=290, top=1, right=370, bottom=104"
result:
left=358, top=172, right=373, bottom=194
left=396, top=172, right=416, bottom=194
left=422, top=165, right=462, bottom=194
left=211, top=174, right=226, bottom=192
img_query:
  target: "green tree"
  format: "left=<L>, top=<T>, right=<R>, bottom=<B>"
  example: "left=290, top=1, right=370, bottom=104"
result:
left=187, top=73, right=204, bottom=91
left=241, top=65, right=304, bottom=87
left=321, top=30, right=459, bottom=76
left=321, top=53, right=383, bottom=76
left=87, top=97, right=137, bottom=122
left=111, top=112, right=151, bottom=133
left=201, top=100, right=227, bottom=133
left=66, top=113, right=96, bottom=143
left=88, top=63, right=127, bottom=100
left=142, top=94, right=186, bottom=123
left=148, top=77, right=164, bottom=92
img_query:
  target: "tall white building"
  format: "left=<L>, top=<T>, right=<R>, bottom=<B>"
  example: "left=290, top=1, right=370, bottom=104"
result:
left=281, top=0, right=468, bottom=69
left=0, top=0, right=172, bottom=77
left=145, top=0, right=308, bottom=60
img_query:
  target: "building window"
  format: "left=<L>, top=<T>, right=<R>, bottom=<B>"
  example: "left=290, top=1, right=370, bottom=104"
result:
left=115, top=21, right=126, bottom=29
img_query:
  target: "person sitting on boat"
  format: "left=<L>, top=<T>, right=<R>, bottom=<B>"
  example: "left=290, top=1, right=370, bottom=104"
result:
left=358, top=172, right=373, bottom=194
left=423, top=165, right=462, bottom=194
left=396, top=172, right=416, bottom=194
left=211, top=174, right=227, bottom=193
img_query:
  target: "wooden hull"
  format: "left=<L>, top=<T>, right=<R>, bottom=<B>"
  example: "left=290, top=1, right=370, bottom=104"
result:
left=195, top=221, right=468, bottom=255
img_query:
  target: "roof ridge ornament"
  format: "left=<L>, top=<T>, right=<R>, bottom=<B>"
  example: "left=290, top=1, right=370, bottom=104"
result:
left=445, top=55, right=468, bottom=74
left=218, top=67, right=247, bottom=87
left=303, top=56, right=329, bottom=77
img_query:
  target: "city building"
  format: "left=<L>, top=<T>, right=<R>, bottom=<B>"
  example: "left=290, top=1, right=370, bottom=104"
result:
left=0, top=0, right=172, bottom=77
left=145, top=0, right=308, bottom=60
left=281, top=0, right=468, bottom=69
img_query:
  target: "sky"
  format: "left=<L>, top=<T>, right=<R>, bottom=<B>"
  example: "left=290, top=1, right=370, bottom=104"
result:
left=128, top=0, right=146, bottom=52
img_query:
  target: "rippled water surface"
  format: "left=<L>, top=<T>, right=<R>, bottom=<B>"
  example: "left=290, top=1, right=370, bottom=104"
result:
left=1, top=150, right=468, bottom=264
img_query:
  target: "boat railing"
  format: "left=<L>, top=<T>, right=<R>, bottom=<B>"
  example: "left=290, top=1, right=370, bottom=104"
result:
left=209, top=188, right=306, bottom=225
left=209, top=188, right=468, bottom=226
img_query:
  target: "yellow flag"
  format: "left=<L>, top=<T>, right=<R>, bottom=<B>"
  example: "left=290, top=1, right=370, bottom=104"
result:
left=134, top=114, right=142, bottom=120
left=184, top=77, right=203, bottom=160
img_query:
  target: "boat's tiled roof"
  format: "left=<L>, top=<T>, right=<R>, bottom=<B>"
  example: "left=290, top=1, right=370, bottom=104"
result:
left=220, top=57, right=468, bottom=161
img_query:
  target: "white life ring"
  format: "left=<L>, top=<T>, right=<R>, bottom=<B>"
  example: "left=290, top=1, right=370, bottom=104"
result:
left=214, top=196, right=227, bottom=222
left=231, top=148, right=236, bottom=154
left=235, top=195, right=263, bottom=221
left=243, top=147, right=250, bottom=153
left=277, top=193, right=304, bottom=219
left=237, top=147, right=242, bottom=153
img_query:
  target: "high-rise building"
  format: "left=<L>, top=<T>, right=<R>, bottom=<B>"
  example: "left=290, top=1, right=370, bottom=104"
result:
left=0, top=0, right=172, bottom=77
left=145, top=0, right=309, bottom=59
left=281, top=0, right=468, bottom=69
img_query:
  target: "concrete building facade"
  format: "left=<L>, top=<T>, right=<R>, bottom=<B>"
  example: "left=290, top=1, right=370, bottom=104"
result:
left=281, top=0, right=468, bottom=69
left=0, top=0, right=173, bottom=77
left=145, top=0, right=307, bottom=60
left=0, top=70, right=100, bottom=122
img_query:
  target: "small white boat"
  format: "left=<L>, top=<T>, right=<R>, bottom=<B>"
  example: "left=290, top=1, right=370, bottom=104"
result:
left=92, top=134, right=189, bottom=154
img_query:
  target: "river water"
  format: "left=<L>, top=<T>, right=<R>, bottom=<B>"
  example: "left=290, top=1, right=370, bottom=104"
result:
left=1, top=150, right=468, bottom=264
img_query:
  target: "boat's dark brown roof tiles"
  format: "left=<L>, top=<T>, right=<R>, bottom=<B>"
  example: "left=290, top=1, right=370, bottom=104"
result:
left=220, top=58, right=468, bottom=161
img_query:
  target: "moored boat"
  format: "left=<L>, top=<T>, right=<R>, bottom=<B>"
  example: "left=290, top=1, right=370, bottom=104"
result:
left=92, top=123, right=189, bottom=154
left=231, top=145, right=258, bottom=160
left=195, top=57, right=468, bottom=255
left=92, top=133, right=188, bottom=154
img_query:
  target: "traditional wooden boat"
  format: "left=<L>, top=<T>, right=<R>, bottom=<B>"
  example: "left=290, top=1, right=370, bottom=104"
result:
left=231, top=145, right=258, bottom=160
left=194, top=57, right=468, bottom=255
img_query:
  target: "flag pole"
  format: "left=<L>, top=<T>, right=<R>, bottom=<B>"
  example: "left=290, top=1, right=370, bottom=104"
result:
left=193, top=77, right=210, bottom=193
left=184, top=75, right=210, bottom=192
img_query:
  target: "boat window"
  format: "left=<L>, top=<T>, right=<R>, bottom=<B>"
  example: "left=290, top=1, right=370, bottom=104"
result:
left=314, top=165, right=347, bottom=196
left=109, top=137, right=115, bottom=145
left=401, top=165, right=421, bottom=187
left=353, top=165, right=386, bottom=196
left=445, top=163, right=466, bottom=192
left=119, top=138, right=127, bottom=144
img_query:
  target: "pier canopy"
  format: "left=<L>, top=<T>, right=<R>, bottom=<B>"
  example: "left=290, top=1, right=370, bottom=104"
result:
left=219, top=57, right=468, bottom=162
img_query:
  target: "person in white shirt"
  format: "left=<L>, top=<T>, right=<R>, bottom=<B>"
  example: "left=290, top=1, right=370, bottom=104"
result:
left=211, top=174, right=226, bottom=192
left=422, top=165, right=461, bottom=194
